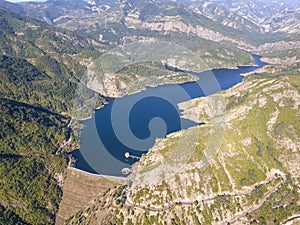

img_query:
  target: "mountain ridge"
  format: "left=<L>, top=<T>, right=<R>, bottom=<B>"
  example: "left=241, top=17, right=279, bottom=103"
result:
left=0, top=1, right=298, bottom=224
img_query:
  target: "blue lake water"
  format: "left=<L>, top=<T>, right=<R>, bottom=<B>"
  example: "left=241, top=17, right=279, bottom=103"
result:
left=72, top=55, right=266, bottom=176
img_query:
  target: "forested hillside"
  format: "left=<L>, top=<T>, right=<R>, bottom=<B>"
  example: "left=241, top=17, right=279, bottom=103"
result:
left=0, top=9, right=106, bottom=113
left=0, top=0, right=299, bottom=224
left=0, top=9, right=104, bottom=224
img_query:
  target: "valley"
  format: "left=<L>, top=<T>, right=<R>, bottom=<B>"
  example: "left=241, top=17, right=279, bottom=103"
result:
left=65, top=72, right=300, bottom=225
left=0, top=0, right=299, bottom=224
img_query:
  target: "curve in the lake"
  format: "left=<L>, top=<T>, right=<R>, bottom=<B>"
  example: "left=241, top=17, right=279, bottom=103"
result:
left=73, top=55, right=266, bottom=176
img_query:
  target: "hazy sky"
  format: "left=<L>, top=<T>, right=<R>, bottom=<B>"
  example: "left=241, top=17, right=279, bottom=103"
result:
left=6, top=0, right=47, bottom=2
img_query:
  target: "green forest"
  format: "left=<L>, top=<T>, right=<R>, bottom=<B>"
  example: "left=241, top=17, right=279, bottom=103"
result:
left=0, top=1, right=299, bottom=224
left=0, top=9, right=104, bottom=224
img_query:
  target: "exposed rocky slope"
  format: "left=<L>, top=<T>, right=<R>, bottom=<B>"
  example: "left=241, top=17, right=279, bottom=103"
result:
left=0, top=1, right=299, bottom=224
left=184, top=0, right=300, bottom=34
left=2, top=0, right=292, bottom=47
left=65, top=72, right=300, bottom=224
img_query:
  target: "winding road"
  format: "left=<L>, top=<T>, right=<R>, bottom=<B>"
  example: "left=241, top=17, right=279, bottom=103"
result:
left=125, top=169, right=287, bottom=223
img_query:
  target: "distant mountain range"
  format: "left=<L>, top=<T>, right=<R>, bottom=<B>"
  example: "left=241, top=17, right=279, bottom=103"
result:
left=0, top=0, right=299, bottom=224
left=1, top=0, right=299, bottom=47
left=188, top=0, right=300, bottom=34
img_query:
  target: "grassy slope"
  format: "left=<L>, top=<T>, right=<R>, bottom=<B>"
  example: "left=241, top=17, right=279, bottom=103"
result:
left=65, top=73, right=300, bottom=225
left=0, top=3, right=298, bottom=224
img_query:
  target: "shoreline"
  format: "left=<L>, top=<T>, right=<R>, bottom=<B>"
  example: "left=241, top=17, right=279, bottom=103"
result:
left=72, top=55, right=265, bottom=175
left=76, top=116, right=92, bottom=121
left=88, top=62, right=259, bottom=105
left=67, top=166, right=127, bottom=182
left=76, top=60, right=259, bottom=122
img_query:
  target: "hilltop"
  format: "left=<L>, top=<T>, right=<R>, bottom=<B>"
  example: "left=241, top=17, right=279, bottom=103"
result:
left=0, top=0, right=298, bottom=224
left=66, top=67, right=300, bottom=225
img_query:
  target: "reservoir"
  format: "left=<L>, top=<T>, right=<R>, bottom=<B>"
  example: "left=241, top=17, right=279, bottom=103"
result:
left=72, top=55, right=266, bottom=176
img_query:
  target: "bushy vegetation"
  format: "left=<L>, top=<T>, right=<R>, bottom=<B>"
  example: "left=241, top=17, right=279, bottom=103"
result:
left=0, top=157, right=62, bottom=225
left=0, top=98, right=69, bottom=157
left=0, top=205, right=29, bottom=225
left=0, top=98, right=69, bottom=224
left=0, top=1, right=299, bottom=224
left=0, top=9, right=105, bottom=224
left=247, top=179, right=300, bottom=224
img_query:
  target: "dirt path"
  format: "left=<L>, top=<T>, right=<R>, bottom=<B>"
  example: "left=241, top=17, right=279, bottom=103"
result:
left=125, top=170, right=286, bottom=220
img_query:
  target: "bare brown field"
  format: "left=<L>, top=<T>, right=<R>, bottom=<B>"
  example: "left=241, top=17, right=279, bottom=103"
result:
left=55, top=167, right=125, bottom=225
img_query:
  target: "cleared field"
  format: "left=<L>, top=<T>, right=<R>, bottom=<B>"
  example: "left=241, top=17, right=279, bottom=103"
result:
left=56, top=168, right=125, bottom=225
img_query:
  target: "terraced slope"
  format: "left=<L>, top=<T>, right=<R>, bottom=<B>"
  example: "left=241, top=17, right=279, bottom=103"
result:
left=56, top=168, right=125, bottom=225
